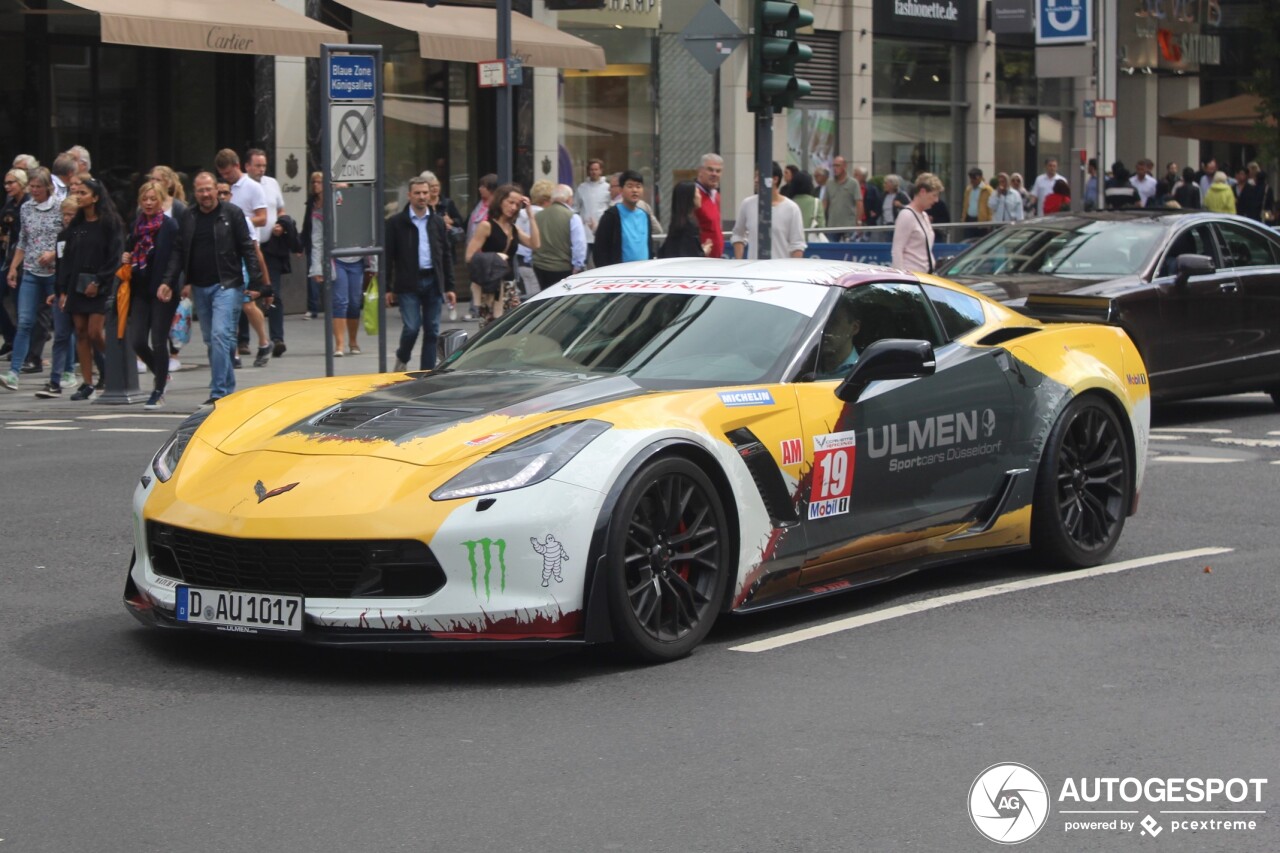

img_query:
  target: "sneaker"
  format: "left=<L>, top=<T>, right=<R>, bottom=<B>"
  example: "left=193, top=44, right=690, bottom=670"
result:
left=144, top=390, right=165, bottom=410
left=350, top=344, right=362, bottom=355
left=302, top=312, right=315, bottom=320
left=62, top=371, right=76, bottom=387
left=237, top=343, right=251, bottom=355
left=69, top=383, right=95, bottom=401
left=253, top=344, right=272, bottom=367
left=272, top=339, right=286, bottom=358
left=334, top=349, right=344, bottom=358
left=168, top=357, right=181, bottom=372
left=393, top=359, right=407, bottom=372
left=0, top=371, right=17, bottom=390
left=35, top=382, right=61, bottom=398
left=232, top=356, right=243, bottom=369
left=21, top=360, right=42, bottom=374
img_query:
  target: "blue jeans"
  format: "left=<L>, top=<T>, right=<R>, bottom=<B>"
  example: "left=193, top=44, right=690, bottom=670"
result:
left=191, top=284, right=243, bottom=399
left=50, top=294, right=75, bottom=383
left=333, top=259, right=364, bottom=319
left=9, top=271, right=54, bottom=376
left=396, top=273, right=443, bottom=370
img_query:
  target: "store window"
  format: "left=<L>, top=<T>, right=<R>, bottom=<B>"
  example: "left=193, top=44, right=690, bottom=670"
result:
left=560, top=26, right=655, bottom=191
left=872, top=39, right=960, bottom=193
left=995, top=47, right=1073, bottom=179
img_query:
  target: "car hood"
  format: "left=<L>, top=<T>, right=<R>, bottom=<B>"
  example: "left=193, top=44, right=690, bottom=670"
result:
left=214, top=369, right=647, bottom=466
left=946, top=272, right=1142, bottom=302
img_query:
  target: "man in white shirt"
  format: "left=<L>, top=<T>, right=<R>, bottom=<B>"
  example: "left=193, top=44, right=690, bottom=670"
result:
left=246, top=148, right=289, bottom=355
left=1198, top=158, right=1235, bottom=197
left=1032, top=158, right=1060, bottom=217
left=1129, top=158, right=1159, bottom=208
left=731, top=162, right=808, bottom=260
left=215, top=148, right=267, bottom=230
left=50, top=153, right=76, bottom=204
left=574, top=158, right=610, bottom=265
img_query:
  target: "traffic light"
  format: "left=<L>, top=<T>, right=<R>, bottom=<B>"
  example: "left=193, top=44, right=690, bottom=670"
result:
left=748, top=1, right=814, bottom=112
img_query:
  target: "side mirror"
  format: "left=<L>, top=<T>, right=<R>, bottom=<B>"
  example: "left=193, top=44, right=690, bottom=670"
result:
left=1174, top=253, right=1214, bottom=287
left=436, top=328, right=469, bottom=363
left=835, top=338, right=936, bottom=402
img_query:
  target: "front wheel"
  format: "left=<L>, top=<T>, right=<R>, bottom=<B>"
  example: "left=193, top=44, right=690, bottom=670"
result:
left=606, top=456, right=731, bottom=662
left=1031, top=396, right=1132, bottom=568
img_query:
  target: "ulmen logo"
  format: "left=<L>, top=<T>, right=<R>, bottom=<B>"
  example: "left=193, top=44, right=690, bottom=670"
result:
left=867, top=408, right=995, bottom=458
left=969, top=763, right=1051, bottom=844
left=463, top=538, right=507, bottom=600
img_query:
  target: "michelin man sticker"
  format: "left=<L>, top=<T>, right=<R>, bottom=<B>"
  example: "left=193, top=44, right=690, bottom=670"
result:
left=530, top=534, right=569, bottom=587
left=808, top=430, right=857, bottom=519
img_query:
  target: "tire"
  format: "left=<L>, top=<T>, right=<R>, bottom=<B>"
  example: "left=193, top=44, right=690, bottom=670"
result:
left=1031, top=396, right=1132, bottom=568
left=606, top=456, right=731, bottom=662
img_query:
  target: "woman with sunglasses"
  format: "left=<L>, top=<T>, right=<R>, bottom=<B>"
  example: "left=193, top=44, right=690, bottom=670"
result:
left=123, top=180, right=179, bottom=408
left=56, top=175, right=123, bottom=400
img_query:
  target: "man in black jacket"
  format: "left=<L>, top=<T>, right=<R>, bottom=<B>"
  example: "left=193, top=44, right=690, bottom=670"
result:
left=592, top=170, right=653, bottom=268
left=385, top=176, right=457, bottom=371
left=164, top=171, right=263, bottom=403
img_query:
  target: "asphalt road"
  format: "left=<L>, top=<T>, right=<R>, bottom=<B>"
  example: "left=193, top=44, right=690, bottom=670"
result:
left=1, top=394, right=1278, bottom=852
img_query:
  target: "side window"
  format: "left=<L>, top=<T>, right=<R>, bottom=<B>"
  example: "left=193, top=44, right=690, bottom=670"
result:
left=1157, top=224, right=1217, bottom=277
left=1217, top=223, right=1277, bottom=269
left=814, top=283, right=943, bottom=379
left=923, top=284, right=986, bottom=340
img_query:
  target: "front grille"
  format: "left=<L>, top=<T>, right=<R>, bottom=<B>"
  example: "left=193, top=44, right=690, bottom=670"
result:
left=147, top=522, right=446, bottom=598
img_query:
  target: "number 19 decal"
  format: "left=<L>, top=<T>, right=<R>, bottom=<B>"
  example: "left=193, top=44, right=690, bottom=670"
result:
left=809, top=430, right=856, bottom=520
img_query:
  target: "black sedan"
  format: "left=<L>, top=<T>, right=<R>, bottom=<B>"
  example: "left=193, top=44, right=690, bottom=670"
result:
left=937, top=210, right=1280, bottom=404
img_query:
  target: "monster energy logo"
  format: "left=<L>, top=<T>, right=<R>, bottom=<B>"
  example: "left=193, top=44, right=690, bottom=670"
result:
left=463, top=538, right=507, bottom=600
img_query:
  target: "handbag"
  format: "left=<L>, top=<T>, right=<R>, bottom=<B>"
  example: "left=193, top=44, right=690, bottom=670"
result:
left=361, top=277, right=379, bottom=335
left=74, top=273, right=98, bottom=295
left=809, top=214, right=829, bottom=243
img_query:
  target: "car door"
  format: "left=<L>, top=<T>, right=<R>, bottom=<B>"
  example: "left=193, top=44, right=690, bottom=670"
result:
left=1215, top=221, right=1280, bottom=384
left=790, top=282, right=1016, bottom=581
left=1151, top=222, right=1242, bottom=392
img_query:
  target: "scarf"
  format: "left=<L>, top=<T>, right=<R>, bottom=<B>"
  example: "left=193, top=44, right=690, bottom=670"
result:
left=131, top=212, right=164, bottom=270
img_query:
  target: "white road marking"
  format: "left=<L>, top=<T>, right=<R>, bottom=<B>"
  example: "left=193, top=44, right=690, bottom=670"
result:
left=1212, top=437, right=1280, bottom=448
left=78, top=413, right=187, bottom=420
left=1151, top=456, right=1243, bottom=464
left=1148, top=435, right=1186, bottom=441
left=729, top=547, right=1234, bottom=653
left=5, top=425, right=80, bottom=431
left=99, top=428, right=168, bottom=433
left=8, top=419, right=73, bottom=425
left=1150, top=427, right=1232, bottom=434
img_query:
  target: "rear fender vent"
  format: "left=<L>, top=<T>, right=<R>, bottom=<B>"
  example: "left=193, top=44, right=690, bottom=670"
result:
left=977, top=327, right=1040, bottom=346
left=725, top=428, right=799, bottom=526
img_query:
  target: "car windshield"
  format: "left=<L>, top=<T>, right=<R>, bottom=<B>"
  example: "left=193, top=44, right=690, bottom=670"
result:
left=941, top=220, right=1162, bottom=277
left=445, top=292, right=811, bottom=385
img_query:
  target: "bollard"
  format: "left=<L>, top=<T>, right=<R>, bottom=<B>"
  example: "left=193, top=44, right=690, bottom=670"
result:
left=94, top=282, right=145, bottom=405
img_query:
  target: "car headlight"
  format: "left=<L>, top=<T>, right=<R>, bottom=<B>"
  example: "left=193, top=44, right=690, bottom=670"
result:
left=431, top=420, right=611, bottom=501
left=151, top=407, right=213, bottom=483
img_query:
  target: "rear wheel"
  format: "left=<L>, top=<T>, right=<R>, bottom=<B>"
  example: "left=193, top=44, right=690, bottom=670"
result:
left=1031, top=396, right=1132, bottom=568
left=606, top=456, right=730, bottom=662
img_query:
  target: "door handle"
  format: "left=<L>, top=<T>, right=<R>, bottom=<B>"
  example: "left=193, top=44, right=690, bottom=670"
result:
left=1219, top=281, right=1239, bottom=294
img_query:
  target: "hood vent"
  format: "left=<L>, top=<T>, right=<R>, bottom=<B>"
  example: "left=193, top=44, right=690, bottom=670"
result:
left=306, top=404, right=481, bottom=440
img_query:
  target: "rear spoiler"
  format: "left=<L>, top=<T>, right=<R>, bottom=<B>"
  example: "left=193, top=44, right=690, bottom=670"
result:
left=1022, top=293, right=1116, bottom=324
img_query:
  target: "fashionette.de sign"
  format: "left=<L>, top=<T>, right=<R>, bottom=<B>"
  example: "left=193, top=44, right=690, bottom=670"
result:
left=874, top=0, right=977, bottom=42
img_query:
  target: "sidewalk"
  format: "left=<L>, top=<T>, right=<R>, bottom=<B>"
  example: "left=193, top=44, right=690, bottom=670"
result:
left=0, top=309, right=481, bottom=417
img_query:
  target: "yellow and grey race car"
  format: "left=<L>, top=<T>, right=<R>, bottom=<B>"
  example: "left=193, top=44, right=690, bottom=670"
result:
left=124, top=259, right=1150, bottom=661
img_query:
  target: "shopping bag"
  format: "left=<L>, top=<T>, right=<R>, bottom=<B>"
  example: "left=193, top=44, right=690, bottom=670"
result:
left=170, top=296, right=193, bottom=350
left=361, top=280, right=379, bottom=335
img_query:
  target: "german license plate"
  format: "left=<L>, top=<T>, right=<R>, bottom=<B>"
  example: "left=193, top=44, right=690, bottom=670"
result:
left=176, top=586, right=303, bottom=632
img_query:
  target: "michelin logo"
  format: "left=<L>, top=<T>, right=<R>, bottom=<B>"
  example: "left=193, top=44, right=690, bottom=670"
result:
left=719, top=389, right=775, bottom=407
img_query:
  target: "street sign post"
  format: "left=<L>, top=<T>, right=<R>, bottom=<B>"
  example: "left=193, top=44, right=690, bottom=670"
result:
left=322, top=44, right=386, bottom=374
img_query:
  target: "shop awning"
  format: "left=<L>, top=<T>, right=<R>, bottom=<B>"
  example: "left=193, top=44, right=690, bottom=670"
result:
left=62, top=0, right=347, bottom=58
left=1158, top=94, right=1275, bottom=144
left=338, top=0, right=606, bottom=70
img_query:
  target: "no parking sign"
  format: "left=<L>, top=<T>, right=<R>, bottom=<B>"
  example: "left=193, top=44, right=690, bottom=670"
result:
left=1036, top=0, right=1091, bottom=44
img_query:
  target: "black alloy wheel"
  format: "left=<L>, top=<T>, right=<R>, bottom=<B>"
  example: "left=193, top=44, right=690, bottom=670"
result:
left=606, top=456, right=730, bottom=662
left=1031, top=396, right=1132, bottom=568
